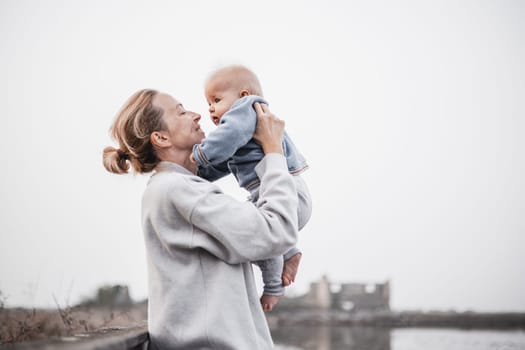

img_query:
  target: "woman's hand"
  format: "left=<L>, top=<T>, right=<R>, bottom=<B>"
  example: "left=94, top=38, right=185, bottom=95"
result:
left=253, top=102, right=285, bottom=155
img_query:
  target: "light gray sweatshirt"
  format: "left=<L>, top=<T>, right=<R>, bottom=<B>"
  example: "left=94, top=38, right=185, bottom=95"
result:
left=141, top=154, right=299, bottom=349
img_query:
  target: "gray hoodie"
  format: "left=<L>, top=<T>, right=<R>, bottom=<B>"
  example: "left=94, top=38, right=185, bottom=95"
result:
left=142, top=154, right=299, bottom=349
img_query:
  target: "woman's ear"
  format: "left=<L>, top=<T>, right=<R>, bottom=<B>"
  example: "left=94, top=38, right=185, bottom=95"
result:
left=150, top=131, right=170, bottom=148
left=240, top=89, right=250, bottom=97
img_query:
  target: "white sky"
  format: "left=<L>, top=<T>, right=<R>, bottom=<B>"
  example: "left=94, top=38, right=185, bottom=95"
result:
left=1, top=0, right=524, bottom=312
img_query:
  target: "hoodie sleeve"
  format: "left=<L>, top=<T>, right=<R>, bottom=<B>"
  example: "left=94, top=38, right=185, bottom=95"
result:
left=172, top=153, right=298, bottom=264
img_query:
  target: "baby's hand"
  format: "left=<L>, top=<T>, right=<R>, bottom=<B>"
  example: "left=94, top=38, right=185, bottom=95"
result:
left=189, top=153, right=197, bottom=164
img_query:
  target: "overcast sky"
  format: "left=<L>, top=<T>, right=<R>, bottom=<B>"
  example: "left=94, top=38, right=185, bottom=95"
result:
left=1, top=0, right=524, bottom=312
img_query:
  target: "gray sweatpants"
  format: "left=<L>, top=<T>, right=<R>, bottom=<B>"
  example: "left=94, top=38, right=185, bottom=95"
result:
left=251, top=175, right=312, bottom=296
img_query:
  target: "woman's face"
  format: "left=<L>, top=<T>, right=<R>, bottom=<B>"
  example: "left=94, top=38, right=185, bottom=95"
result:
left=153, top=93, right=205, bottom=150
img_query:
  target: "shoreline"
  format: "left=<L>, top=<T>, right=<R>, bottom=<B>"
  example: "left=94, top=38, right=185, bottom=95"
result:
left=268, top=309, right=525, bottom=330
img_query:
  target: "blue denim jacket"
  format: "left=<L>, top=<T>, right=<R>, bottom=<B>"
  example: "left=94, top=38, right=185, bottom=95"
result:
left=193, top=95, right=308, bottom=190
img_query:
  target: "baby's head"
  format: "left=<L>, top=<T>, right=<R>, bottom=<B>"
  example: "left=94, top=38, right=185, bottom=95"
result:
left=205, top=65, right=263, bottom=125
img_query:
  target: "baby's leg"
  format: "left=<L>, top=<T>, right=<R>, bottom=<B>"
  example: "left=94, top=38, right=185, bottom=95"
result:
left=280, top=175, right=312, bottom=286
left=294, top=175, right=312, bottom=230
left=253, top=256, right=284, bottom=311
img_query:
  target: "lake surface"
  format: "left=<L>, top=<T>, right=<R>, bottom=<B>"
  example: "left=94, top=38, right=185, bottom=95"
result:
left=272, top=326, right=525, bottom=350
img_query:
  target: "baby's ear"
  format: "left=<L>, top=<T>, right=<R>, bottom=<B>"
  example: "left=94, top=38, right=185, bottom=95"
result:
left=240, top=89, right=250, bottom=97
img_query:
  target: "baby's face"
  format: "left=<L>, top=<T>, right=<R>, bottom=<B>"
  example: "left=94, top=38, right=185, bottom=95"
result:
left=205, top=79, right=240, bottom=126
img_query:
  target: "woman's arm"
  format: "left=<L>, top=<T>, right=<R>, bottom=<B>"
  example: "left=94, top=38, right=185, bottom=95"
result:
left=176, top=154, right=298, bottom=263
left=175, top=105, right=297, bottom=263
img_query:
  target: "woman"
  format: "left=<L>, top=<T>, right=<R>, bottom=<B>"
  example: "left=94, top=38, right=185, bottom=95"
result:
left=103, top=89, right=299, bottom=349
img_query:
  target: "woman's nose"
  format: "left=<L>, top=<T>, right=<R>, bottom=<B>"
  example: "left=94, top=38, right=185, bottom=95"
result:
left=193, top=113, right=201, bottom=122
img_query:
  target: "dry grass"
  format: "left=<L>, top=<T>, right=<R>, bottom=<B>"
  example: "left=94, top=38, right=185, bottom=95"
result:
left=0, top=301, right=147, bottom=344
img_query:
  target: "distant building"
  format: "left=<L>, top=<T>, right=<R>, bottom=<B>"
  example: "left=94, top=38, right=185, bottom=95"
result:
left=331, top=279, right=390, bottom=312
left=80, top=284, right=133, bottom=307
left=97, top=285, right=132, bottom=307
left=280, top=275, right=390, bottom=313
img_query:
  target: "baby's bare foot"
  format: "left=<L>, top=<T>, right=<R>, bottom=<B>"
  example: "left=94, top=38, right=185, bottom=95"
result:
left=260, top=294, right=281, bottom=312
left=282, top=253, right=302, bottom=287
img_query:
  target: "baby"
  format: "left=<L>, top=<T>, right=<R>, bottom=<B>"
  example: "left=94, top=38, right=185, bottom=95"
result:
left=191, top=65, right=312, bottom=311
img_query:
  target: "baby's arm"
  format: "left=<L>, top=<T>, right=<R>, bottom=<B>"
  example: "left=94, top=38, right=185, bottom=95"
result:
left=192, top=96, right=265, bottom=166
left=197, top=160, right=230, bottom=182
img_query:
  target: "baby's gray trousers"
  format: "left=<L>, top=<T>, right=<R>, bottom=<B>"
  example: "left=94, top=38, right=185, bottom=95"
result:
left=251, top=175, right=312, bottom=296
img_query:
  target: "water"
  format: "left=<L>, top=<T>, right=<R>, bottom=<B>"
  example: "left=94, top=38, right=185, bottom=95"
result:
left=272, top=326, right=525, bottom=350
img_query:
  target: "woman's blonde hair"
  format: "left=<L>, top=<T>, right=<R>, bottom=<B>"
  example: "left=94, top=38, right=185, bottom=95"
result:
left=102, top=89, right=166, bottom=174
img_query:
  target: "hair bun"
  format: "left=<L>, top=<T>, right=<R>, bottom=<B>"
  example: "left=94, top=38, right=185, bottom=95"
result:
left=103, top=146, right=130, bottom=174
left=117, top=149, right=129, bottom=160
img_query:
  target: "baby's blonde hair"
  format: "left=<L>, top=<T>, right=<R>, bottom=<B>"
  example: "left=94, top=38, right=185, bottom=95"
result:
left=206, top=65, right=263, bottom=97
